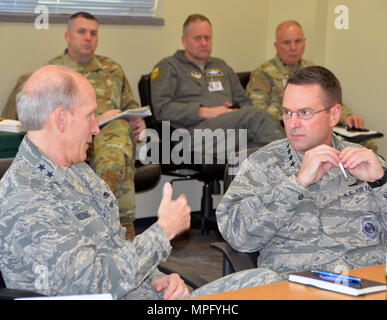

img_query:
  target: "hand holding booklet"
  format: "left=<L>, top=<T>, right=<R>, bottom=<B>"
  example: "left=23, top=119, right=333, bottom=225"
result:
left=333, top=126, right=383, bottom=143
left=98, top=106, right=152, bottom=127
left=288, top=270, right=387, bottom=296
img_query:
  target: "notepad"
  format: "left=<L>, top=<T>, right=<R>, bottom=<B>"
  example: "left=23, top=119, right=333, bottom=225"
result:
left=288, top=270, right=387, bottom=296
left=98, top=106, right=152, bottom=127
left=333, top=126, right=383, bottom=143
left=0, top=119, right=24, bottom=133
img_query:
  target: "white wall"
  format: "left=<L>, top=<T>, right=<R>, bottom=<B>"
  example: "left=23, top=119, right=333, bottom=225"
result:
left=324, top=0, right=387, bottom=157
left=1, top=0, right=386, bottom=218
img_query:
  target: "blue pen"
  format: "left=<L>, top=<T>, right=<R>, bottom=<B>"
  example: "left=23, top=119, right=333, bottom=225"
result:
left=311, top=270, right=361, bottom=282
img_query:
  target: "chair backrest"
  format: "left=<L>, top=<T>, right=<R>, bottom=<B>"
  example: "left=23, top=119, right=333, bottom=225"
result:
left=0, top=158, right=14, bottom=179
left=138, top=73, right=160, bottom=130
left=138, top=74, right=152, bottom=107
left=0, top=270, right=6, bottom=288
left=237, top=71, right=251, bottom=90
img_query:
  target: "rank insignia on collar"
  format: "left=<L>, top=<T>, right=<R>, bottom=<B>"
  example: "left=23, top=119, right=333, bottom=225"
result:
left=46, top=171, right=54, bottom=178
left=38, top=164, right=45, bottom=171
left=190, top=71, right=202, bottom=79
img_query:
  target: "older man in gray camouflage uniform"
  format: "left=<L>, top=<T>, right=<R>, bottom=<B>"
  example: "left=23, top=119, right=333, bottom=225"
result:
left=217, top=66, right=386, bottom=282
left=0, top=65, right=193, bottom=299
left=0, top=64, right=291, bottom=299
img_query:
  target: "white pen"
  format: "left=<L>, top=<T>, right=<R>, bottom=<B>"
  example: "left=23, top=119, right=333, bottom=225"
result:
left=338, top=162, right=348, bottom=180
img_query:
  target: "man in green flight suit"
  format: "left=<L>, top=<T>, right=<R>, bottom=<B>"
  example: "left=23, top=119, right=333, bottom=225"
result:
left=48, top=12, right=144, bottom=239
left=150, top=14, right=284, bottom=159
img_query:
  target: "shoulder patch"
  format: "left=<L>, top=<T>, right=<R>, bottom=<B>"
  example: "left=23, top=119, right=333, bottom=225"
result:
left=151, top=66, right=164, bottom=81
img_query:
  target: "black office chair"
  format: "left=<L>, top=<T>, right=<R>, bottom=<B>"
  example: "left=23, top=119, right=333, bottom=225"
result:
left=236, top=71, right=251, bottom=90
left=210, top=147, right=261, bottom=276
left=138, top=74, right=225, bottom=234
left=209, top=72, right=265, bottom=276
left=0, top=270, right=45, bottom=300
left=134, top=161, right=161, bottom=193
left=0, top=158, right=14, bottom=179
left=0, top=265, right=206, bottom=300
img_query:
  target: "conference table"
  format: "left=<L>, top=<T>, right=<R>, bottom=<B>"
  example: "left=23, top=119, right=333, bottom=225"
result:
left=191, top=264, right=386, bottom=300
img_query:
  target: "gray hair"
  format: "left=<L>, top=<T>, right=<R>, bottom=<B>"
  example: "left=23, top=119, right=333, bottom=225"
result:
left=16, top=71, right=80, bottom=131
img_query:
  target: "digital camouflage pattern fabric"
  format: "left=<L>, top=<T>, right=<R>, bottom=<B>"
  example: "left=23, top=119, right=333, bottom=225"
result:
left=0, top=137, right=169, bottom=299
left=48, top=51, right=138, bottom=224
left=217, top=134, right=387, bottom=278
left=0, top=138, right=291, bottom=299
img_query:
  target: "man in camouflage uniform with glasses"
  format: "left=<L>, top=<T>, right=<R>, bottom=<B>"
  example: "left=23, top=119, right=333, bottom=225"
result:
left=217, top=66, right=386, bottom=281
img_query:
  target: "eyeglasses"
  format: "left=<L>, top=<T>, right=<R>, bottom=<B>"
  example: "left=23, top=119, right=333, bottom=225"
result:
left=281, top=105, right=335, bottom=120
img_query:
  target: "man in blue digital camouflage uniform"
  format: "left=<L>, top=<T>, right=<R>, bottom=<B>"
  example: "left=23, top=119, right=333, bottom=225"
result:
left=0, top=65, right=191, bottom=299
left=217, top=66, right=386, bottom=279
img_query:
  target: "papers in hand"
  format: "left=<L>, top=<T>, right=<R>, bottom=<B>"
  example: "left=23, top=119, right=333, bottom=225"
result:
left=98, top=106, right=152, bottom=127
left=288, top=270, right=387, bottom=296
left=333, top=126, right=383, bottom=143
left=0, top=119, right=24, bottom=133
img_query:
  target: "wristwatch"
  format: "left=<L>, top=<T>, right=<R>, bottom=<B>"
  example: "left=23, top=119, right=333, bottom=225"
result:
left=368, top=167, right=387, bottom=188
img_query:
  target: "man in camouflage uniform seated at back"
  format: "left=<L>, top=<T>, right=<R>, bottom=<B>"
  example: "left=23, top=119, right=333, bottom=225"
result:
left=246, top=20, right=378, bottom=152
left=216, top=66, right=386, bottom=279
left=47, top=12, right=144, bottom=239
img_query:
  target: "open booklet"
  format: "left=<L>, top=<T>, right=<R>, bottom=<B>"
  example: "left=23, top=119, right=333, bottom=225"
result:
left=333, top=126, right=384, bottom=143
left=0, top=119, right=24, bottom=133
left=98, top=106, right=152, bottom=127
left=288, top=270, right=387, bottom=296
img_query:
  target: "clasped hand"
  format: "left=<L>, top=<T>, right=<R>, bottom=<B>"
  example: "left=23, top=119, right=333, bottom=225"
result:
left=297, top=144, right=384, bottom=188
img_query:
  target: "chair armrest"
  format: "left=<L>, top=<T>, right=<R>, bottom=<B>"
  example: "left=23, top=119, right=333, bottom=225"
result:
left=0, top=288, right=45, bottom=300
left=158, top=261, right=209, bottom=290
left=210, top=242, right=259, bottom=275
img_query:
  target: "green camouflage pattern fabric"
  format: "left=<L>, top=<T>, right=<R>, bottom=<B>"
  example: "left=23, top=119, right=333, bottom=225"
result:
left=0, top=137, right=170, bottom=299
left=1, top=73, right=32, bottom=119
left=246, top=54, right=352, bottom=122
left=217, top=134, right=387, bottom=278
left=48, top=51, right=138, bottom=223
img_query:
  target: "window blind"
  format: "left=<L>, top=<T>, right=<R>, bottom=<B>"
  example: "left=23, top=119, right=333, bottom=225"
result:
left=0, top=0, right=157, bottom=17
